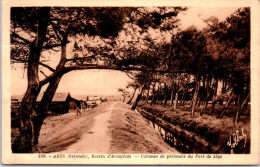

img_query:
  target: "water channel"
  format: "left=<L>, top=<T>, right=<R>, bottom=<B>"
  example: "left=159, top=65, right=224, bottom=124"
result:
left=138, top=108, right=215, bottom=153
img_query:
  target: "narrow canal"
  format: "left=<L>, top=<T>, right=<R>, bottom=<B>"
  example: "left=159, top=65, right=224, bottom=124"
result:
left=138, top=108, right=216, bottom=153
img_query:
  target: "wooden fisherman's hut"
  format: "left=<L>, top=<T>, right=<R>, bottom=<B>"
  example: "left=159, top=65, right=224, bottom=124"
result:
left=36, top=92, right=81, bottom=114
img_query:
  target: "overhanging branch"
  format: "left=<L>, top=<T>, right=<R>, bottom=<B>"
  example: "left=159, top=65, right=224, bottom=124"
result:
left=39, top=64, right=185, bottom=87
left=11, top=33, right=32, bottom=44
left=39, top=62, right=55, bottom=72
left=40, top=70, right=48, bottom=78
left=42, top=43, right=61, bottom=50
left=11, top=57, right=28, bottom=63
left=11, top=38, right=28, bottom=45
left=50, top=21, right=62, bottom=42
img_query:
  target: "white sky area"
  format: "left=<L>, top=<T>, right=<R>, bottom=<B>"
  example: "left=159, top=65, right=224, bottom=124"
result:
left=178, top=7, right=239, bottom=30
left=11, top=7, right=240, bottom=96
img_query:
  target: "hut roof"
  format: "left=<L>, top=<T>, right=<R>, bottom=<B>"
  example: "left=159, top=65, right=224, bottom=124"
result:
left=12, top=93, right=88, bottom=103
left=12, top=92, right=82, bottom=103
left=72, top=95, right=89, bottom=101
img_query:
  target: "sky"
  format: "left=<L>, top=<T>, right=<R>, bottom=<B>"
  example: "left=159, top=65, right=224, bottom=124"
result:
left=178, top=7, right=239, bottom=30
left=11, top=6, right=240, bottom=96
left=11, top=66, right=132, bottom=96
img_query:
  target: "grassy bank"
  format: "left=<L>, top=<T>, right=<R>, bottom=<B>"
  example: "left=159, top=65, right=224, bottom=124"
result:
left=139, top=103, right=250, bottom=153
left=109, top=102, right=178, bottom=154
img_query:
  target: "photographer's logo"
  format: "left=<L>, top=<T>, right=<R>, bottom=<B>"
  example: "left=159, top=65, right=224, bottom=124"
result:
left=227, top=128, right=247, bottom=154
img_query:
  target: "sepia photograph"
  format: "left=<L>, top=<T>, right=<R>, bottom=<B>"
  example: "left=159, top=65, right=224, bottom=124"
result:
left=2, top=0, right=260, bottom=165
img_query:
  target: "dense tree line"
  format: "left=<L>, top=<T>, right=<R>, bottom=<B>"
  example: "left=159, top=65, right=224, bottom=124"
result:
left=125, top=7, right=250, bottom=126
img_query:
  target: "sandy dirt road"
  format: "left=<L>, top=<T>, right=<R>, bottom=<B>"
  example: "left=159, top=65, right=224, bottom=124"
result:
left=55, top=101, right=177, bottom=154
left=59, top=102, right=116, bottom=153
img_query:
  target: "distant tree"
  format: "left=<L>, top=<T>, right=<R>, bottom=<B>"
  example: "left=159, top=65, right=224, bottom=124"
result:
left=118, top=88, right=129, bottom=102
left=130, top=72, right=154, bottom=110
left=126, top=81, right=139, bottom=104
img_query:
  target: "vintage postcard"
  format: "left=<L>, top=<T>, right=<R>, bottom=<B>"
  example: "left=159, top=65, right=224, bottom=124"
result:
left=2, top=0, right=260, bottom=165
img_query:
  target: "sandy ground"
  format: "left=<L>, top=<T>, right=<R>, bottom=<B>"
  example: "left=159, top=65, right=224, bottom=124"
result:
left=39, top=101, right=178, bottom=153
left=109, top=102, right=178, bottom=154
left=39, top=103, right=111, bottom=153
left=59, top=102, right=115, bottom=153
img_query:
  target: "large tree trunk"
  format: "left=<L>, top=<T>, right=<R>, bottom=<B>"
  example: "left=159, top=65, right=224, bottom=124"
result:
left=159, top=86, right=163, bottom=105
left=131, top=93, right=142, bottom=110
left=163, top=83, right=168, bottom=106
left=241, top=92, right=250, bottom=113
left=150, top=83, right=156, bottom=106
left=218, top=91, right=235, bottom=118
left=170, top=87, right=174, bottom=106
left=209, top=78, right=218, bottom=115
left=145, top=86, right=150, bottom=104
left=15, top=82, right=41, bottom=153
left=222, top=79, right=227, bottom=93
left=173, top=92, right=178, bottom=110
left=179, top=93, right=185, bottom=106
left=33, top=34, right=68, bottom=151
left=155, top=85, right=161, bottom=104
left=234, top=94, right=242, bottom=125
left=13, top=8, right=51, bottom=153
left=191, top=76, right=200, bottom=117
left=127, top=88, right=136, bottom=104
left=234, top=92, right=250, bottom=124
left=131, top=84, right=145, bottom=110
left=204, top=77, right=211, bottom=110
left=33, top=76, right=62, bottom=148
left=197, top=98, right=202, bottom=107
